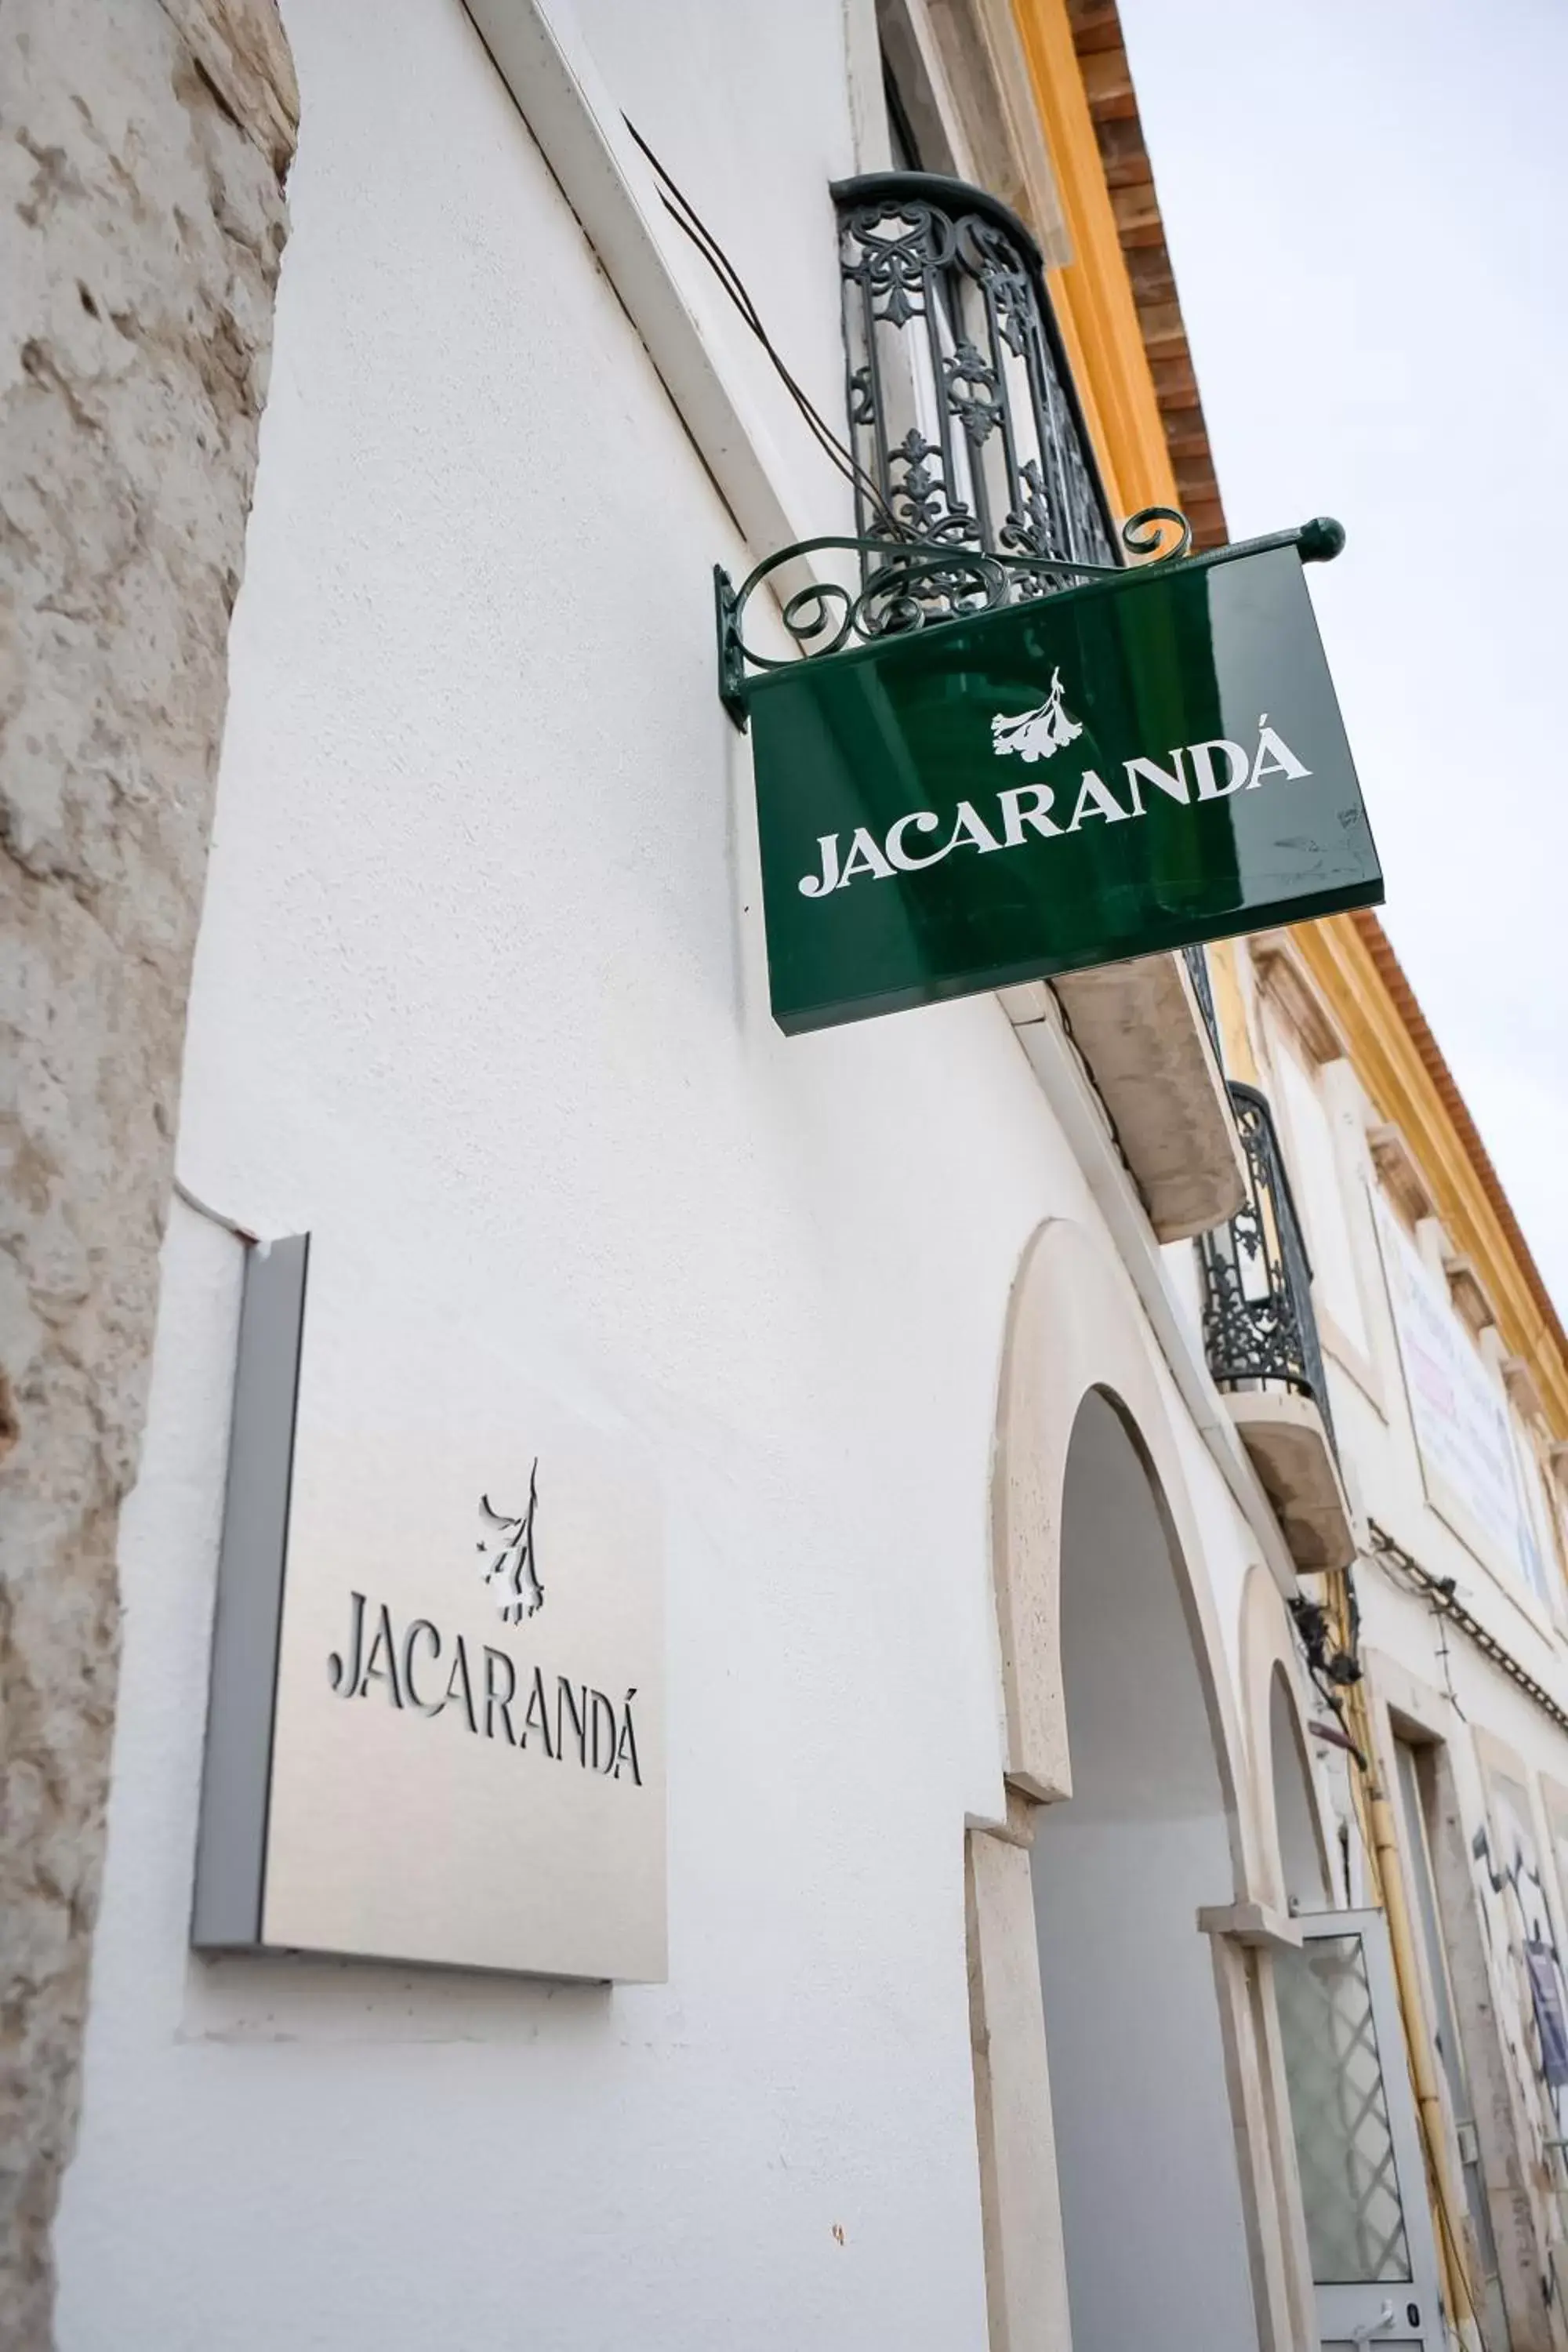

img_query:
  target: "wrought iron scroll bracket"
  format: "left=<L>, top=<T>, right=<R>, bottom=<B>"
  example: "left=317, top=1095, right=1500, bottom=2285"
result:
left=716, top=510, right=1343, bottom=730
left=716, top=564, right=748, bottom=731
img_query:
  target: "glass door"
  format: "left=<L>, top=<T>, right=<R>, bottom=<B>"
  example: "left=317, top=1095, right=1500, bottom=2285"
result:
left=1275, top=1909, right=1446, bottom=2350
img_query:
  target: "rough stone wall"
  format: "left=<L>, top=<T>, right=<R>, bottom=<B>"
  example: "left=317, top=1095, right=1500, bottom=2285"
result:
left=0, top=2, right=296, bottom=2338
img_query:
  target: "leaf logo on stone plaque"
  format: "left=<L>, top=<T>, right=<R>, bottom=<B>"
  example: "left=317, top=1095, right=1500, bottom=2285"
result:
left=476, top=1461, right=543, bottom=1624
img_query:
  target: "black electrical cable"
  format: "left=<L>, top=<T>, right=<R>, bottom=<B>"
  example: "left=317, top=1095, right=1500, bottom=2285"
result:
left=1368, top=1522, right=1568, bottom=1734
left=622, top=117, right=908, bottom=539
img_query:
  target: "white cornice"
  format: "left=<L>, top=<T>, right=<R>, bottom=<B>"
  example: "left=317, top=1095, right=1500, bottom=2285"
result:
left=461, top=0, right=838, bottom=566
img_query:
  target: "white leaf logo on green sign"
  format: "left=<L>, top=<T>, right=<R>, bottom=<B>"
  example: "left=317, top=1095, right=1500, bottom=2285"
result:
left=990, top=666, right=1083, bottom=764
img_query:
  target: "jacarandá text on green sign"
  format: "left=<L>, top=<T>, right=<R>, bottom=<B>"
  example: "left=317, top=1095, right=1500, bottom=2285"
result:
left=739, top=535, right=1382, bottom=1035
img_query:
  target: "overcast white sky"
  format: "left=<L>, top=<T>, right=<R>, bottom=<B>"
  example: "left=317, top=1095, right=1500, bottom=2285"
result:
left=1117, top=0, right=1568, bottom=1318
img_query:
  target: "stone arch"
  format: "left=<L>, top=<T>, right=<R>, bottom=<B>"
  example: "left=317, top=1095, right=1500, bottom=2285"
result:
left=969, top=1216, right=1315, bottom=2352
left=1239, top=1563, right=1336, bottom=1915
left=989, top=1214, right=1248, bottom=1890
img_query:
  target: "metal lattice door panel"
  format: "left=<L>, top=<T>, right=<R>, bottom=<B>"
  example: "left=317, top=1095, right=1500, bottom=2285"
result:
left=1276, top=1911, right=1445, bottom=2349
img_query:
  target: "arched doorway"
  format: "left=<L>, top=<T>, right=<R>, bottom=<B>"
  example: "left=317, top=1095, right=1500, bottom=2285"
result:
left=1029, top=1388, right=1258, bottom=2352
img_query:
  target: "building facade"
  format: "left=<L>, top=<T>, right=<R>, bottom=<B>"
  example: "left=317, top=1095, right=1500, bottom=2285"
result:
left=1216, top=910, right=1568, bottom=2352
left=8, top=4, right=1568, bottom=2350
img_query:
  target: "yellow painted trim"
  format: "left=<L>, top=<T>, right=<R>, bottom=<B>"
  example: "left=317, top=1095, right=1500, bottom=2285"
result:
left=1008, top=0, right=1178, bottom=520
left=1295, top=917, right=1568, bottom=1439
left=1208, top=941, right=1258, bottom=1086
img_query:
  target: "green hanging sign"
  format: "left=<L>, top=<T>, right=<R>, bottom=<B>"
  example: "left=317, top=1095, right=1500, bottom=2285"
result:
left=717, top=517, right=1382, bottom=1036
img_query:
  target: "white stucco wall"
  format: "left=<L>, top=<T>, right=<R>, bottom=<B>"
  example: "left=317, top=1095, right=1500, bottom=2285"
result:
left=49, top=2, right=1066, bottom=2343
left=53, top=4, right=1286, bottom=2344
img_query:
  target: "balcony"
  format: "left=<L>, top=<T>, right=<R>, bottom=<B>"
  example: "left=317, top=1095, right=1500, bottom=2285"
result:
left=1199, top=1082, right=1356, bottom=1571
left=1037, top=945, right=1247, bottom=1242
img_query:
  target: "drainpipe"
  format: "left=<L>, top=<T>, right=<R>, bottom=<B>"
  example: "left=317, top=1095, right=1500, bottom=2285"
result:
left=1331, top=1573, right=1481, bottom=2350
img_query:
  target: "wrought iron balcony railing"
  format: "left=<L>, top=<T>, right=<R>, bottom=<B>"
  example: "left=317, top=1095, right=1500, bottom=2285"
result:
left=833, top=172, right=1116, bottom=599
left=715, top=169, right=1199, bottom=716
left=1183, top=943, right=1221, bottom=1066
left=1199, top=1082, right=1335, bottom=1449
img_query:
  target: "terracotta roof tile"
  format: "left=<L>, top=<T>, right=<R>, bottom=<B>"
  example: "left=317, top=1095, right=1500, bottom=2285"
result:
left=1065, top=0, right=1228, bottom=549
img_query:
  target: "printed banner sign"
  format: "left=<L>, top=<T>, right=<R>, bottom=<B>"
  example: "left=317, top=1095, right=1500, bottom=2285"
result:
left=748, top=543, right=1382, bottom=1033
left=192, top=1236, right=666, bottom=1982
left=1374, top=1200, right=1546, bottom=1599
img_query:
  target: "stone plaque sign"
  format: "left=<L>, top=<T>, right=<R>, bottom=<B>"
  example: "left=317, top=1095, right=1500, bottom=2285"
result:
left=193, top=1236, right=666, bottom=1981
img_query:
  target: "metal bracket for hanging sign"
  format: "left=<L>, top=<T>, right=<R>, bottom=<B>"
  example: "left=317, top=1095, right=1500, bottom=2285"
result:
left=715, top=508, right=1346, bottom=729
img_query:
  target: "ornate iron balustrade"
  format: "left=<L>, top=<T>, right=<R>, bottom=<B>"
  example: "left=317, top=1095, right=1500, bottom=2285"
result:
left=715, top=506, right=1199, bottom=716
left=1199, top=1082, right=1336, bottom=1448
left=1184, top=943, right=1221, bottom=1065
left=833, top=172, right=1116, bottom=598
